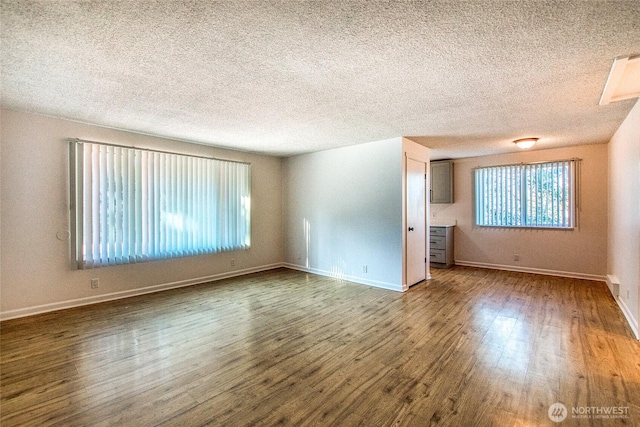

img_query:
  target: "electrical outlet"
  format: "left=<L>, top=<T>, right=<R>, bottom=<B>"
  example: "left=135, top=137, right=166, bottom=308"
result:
left=231, top=259, right=235, bottom=267
left=363, top=265, right=368, bottom=273
left=514, top=254, right=520, bottom=261
left=90, top=278, right=99, bottom=289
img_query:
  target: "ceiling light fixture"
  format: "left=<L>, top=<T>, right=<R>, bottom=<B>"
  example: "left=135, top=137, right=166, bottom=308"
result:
left=513, top=138, right=538, bottom=149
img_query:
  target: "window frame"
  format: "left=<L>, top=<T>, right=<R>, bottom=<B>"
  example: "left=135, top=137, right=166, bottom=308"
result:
left=473, top=159, right=579, bottom=230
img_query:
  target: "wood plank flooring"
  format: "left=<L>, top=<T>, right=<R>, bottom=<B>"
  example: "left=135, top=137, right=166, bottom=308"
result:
left=1, top=267, right=639, bottom=426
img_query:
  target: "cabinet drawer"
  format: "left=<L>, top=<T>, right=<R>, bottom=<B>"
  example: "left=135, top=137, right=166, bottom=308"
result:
left=430, top=227, right=446, bottom=237
left=430, top=235, right=446, bottom=250
left=430, top=249, right=446, bottom=264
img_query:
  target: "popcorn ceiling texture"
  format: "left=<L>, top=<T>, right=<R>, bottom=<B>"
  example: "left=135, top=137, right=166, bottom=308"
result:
left=1, top=0, right=639, bottom=157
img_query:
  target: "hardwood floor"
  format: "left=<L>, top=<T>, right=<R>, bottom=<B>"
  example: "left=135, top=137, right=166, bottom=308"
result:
left=1, top=267, right=639, bottom=426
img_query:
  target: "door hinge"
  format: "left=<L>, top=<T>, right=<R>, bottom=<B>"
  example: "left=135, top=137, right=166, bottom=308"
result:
left=425, top=257, right=427, bottom=263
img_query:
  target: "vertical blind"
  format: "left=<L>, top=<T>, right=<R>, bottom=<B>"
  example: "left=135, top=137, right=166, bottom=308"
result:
left=474, top=160, right=577, bottom=228
left=70, top=140, right=251, bottom=269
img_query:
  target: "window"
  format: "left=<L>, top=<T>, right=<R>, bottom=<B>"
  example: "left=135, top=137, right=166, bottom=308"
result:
left=69, top=139, right=251, bottom=269
left=474, top=159, right=577, bottom=229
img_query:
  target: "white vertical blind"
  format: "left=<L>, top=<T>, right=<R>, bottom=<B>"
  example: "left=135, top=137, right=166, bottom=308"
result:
left=474, top=160, right=576, bottom=229
left=70, top=140, right=251, bottom=269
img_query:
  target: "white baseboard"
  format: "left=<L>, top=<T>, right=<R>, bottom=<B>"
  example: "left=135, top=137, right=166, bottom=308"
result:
left=282, top=263, right=404, bottom=292
left=454, top=260, right=606, bottom=282
left=0, top=263, right=285, bottom=321
left=615, top=295, right=639, bottom=340
left=6, top=262, right=631, bottom=340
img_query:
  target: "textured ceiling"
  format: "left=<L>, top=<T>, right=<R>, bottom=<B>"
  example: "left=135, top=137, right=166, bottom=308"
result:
left=1, top=1, right=639, bottom=158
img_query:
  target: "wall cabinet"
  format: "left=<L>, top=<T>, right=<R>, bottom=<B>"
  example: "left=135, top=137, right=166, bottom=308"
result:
left=430, top=226, right=454, bottom=268
left=430, top=160, right=453, bottom=204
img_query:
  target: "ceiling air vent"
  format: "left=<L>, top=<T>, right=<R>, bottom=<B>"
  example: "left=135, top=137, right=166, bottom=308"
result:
left=599, top=54, right=640, bottom=105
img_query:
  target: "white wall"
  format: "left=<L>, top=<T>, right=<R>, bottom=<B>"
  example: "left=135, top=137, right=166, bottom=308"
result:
left=0, top=109, right=283, bottom=319
left=608, top=100, right=640, bottom=339
left=3, top=105, right=633, bottom=326
left=283, top=137, right=405, bottom=290
left=431, top=143, right=609, bottom=280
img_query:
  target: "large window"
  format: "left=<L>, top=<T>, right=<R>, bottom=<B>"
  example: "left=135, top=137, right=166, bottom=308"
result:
left=69, top=139, right=251, bottom=269
left=474, top=159, right=577, bottom=229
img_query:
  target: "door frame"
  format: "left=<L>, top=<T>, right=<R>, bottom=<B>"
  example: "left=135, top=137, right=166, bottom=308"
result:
left=402, top=145, right=431, bottom=291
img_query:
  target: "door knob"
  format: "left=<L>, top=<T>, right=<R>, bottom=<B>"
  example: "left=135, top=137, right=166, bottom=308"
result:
left=408, top=227, right=414, bottom=231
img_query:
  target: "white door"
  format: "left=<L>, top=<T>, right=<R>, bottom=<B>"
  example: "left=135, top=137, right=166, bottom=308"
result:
left=406, top=157, right=427, bottom=286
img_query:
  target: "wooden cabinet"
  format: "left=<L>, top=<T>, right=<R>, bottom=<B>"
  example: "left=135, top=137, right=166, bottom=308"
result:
left=430, top=160, right=453, bottom=204
left=430, top=226, right=454, bottom=268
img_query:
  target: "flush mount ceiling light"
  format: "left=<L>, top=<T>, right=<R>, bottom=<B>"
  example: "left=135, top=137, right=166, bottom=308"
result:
left=599, top=54, right=640, bottom=105
left=513, top=138, right=538, bottom=149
